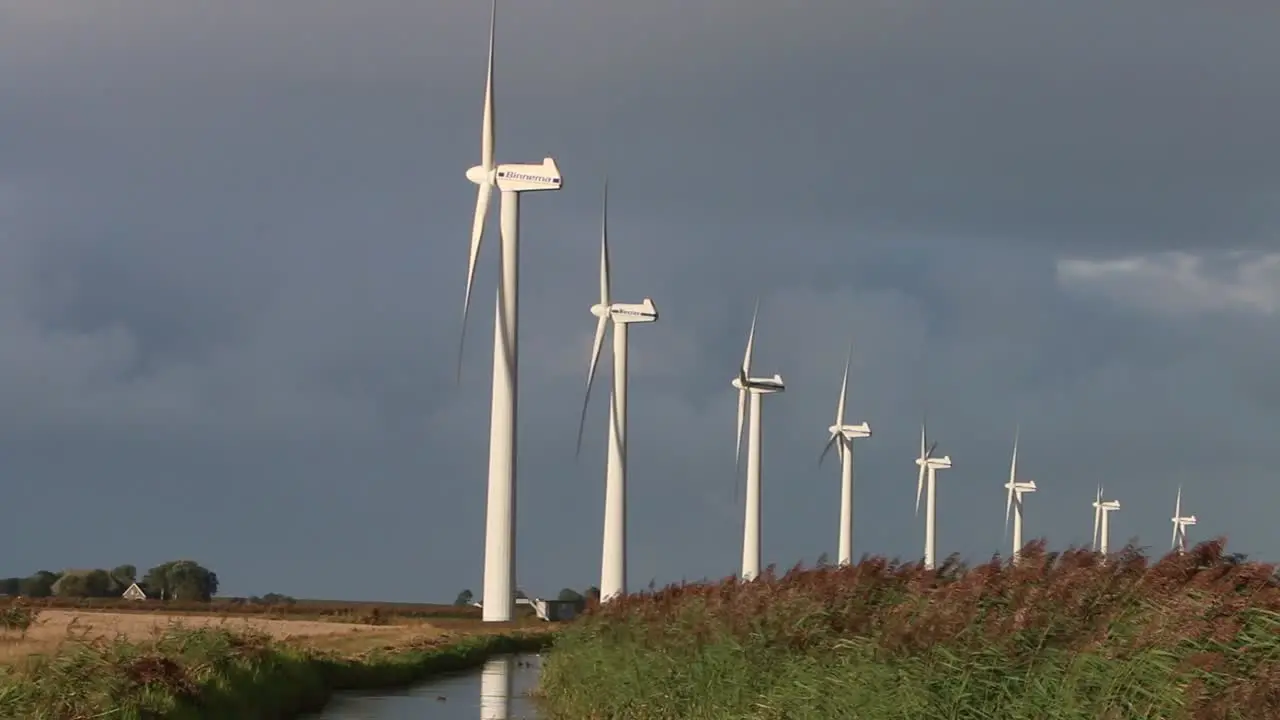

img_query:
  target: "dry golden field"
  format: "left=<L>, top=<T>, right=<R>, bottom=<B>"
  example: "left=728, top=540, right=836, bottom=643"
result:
left=0, top=609, right=537, bottom=664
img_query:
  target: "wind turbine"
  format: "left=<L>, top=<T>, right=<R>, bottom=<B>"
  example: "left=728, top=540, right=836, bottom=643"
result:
left=914, top=420, right=952, bottom=570
left=1002, top=427, right=1037, bottom=564
left=819, top=342, right=871, bottom=566
left=458, top=0, right=566, bottom=623
left=732, top=303, right=786, bottom=581
left=1091, top=486, right=1121, bottom=556
left=574, top=182, right=659, bottom=604
left=1170, top=486, right=1197, bottom=554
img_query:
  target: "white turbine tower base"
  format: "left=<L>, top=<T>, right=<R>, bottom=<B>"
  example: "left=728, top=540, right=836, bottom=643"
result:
left=457, top=0, right=565, bottom=623
left=732, top=302, right=785, bottom=581
left=1092, top=486, right=1121, bottom=557
left=1003, top=427, right=1037, bottom=564
left=819, top=341, right=871, bottom=566
left=574, top=183, right=658, bottom=604
left=914, top=420, right=952, bottom=571
left=1170, top=485, right=1197, bottom=554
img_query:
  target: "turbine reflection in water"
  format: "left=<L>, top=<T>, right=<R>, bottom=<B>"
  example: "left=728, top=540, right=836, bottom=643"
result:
left=480, top=655, right=514, bottom=719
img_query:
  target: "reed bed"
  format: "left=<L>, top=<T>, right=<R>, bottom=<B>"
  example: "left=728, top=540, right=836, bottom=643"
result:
left=537, top=539, right=1280, bottom=719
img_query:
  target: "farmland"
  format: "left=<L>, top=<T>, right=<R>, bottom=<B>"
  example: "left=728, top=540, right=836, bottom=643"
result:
left=538, top=539, right=1280, bottom=719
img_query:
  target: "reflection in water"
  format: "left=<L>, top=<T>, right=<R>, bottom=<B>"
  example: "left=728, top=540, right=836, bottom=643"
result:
left=314, top=652, right=540, bottom=719
left=480, top=656, right=513, bottom=719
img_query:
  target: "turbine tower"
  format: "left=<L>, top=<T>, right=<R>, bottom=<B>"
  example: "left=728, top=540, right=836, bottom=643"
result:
left=819, top=341, right=871, bottom=566
left=732, top=303, right=785, bottom=581
left=574, top=183, right=659, bottom=603
left=1170, top=486, right=1197, bottom=554
left=1002, top=427, right=1037, bottom=564
left=458, top=0, right=566, bottom=622
left=1091, top=486, right=1121, bottom=556
left=914, top=420, right=952, bottom=570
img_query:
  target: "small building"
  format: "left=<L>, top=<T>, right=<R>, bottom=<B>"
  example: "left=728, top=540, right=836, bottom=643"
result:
left=532, top=598, right=578, bottom=622
left=121, top=583, right=148, bottom=601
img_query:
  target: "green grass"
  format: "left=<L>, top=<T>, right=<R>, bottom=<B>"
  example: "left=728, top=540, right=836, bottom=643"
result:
left=536, top=540, right=1280, bottom=719
left=0, top=625, right=554, bottom=719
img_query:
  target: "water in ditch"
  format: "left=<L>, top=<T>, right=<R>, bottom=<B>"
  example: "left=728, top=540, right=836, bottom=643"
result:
left=315, top=653, right=542, bottom=719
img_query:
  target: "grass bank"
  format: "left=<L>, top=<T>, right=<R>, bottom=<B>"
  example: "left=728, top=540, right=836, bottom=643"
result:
left=0, top=618, right=554, bottom=719
left=538, top=540, right=1280, bottom=719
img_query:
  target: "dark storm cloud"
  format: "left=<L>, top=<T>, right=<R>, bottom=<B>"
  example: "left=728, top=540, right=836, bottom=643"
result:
left=2, top=1, right=1279, bottom=599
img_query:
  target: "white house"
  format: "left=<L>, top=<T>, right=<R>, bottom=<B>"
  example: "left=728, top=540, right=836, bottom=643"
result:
left=121, top=583, right=148, bottom=601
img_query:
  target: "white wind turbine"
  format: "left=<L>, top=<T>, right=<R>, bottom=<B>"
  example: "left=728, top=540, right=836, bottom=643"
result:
left=574, top=182, right=659, bottom=604
left=1092, top=486, right=1121, bottom=555
left=732, top=303, right=786, bottom=581
left=1170, top=486, right=1197, bottom=554
left=1002, top=427, right=1037, bottom=564
left=457, top=0, right=566, bottom=623
left=914, top=420, right=953, bottom=570
left=818, top=342, right=871, bottom=566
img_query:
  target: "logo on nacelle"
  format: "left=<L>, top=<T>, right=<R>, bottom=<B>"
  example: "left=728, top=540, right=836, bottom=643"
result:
left=611, top=308, right=653, bottom=317
left=497, top=171, right=561, bottom=184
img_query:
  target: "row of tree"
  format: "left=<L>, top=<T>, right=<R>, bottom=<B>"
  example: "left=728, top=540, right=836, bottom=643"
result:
left=0, top=560, right=219, bottom=601
left=453, top=586, right=601, bottom=607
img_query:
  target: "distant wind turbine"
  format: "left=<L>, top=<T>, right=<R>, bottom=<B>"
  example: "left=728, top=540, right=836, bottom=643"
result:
left=1092, top=486, right=1121, bottom=556
left=819, top=341, right=871, bottom=566
left=914, top=420, right=952, bottom=570
left=1002, top=427, right=1037, bottom=564
left=732, top=302, right=786, bottom=581
left=574, top=182, right=659, bottom=604
left=1170, top=486, right=1197, bottom=554
left=457, top=0, right=566, bottom=622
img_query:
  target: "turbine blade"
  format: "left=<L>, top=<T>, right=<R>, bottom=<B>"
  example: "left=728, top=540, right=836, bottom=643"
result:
left=1174, top=485, right=1182, bottom=519
left=1092, top=485, right=1102, bottom=551
left=735, top=389, right=746, bottom=469
left=819, top=433, right=838, bottom=467
left=835, top=342, right=850, bottom=427
left=919, top=422, right=926, bottom=459
left=916, top=461, right=925, bottom=516
left=927, top=440, right=938, bottom=458
left=599, top=182, right=611, bottom=307
left=457, top=181, right=493, bottom=383
left=1171, top=519, right=1179, bottom=551
left=1004, top=428, right=1018, bottom=543
left=575, top=315, right=609, bottom=457
left=742, top=300, right=758, bottom=379
left=481, top=0, right=495, bottom=171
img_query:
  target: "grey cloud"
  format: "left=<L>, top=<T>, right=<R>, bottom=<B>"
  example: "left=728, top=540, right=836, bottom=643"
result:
left=3, top=2, right=1280, bottom=600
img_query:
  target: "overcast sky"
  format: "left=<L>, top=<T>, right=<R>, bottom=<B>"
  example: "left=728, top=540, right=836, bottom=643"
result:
left=2, top=1, right=1279, bottom=601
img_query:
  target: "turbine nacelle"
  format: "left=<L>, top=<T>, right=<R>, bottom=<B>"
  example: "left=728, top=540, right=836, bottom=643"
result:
left=915, top=455, right=952, bottom=470
left=1173, top=515, right=1198, bottom=526
left=828, top=422, right=871, bottom=440
left=1095, top=499, right=1121, bottom=511
left=592, top=298, right=659, bottom=324
left=732, top=374, right=786, bottom=394
left=494, top=158, right=563, bottom=192
left=1004, top=479, right=1037, bottom=495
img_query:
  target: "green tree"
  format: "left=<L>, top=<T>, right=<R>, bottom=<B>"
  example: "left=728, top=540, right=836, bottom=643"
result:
left=108, top=565, right=137, bottom=594
left=0, top=578, right=20, bottom=596
left=557, top=588, right=584, bottom=603
left=584, top=586, right=601, bottom=602
left=142, top=560, right=218, bottom=601
left=18, top=571, right=58, bottom=598
left=454, top=589, right=474, bottom=606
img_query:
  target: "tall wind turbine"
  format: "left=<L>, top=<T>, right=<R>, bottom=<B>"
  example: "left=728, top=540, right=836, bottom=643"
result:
left=819, top=342, right=871, bottom=566
left=1002, top=427, right=1037, bottom=564
left=1092, top=486, right=1121, bottom=555
left=914, top=421, right=952, bottom=570
left=732, top=303, right=785, bottom=581
left=458, top=0, right=566, bottom=622
left=1170, top=486, right=1197, bottom=554
left=574, top=183, right=659, bottom=603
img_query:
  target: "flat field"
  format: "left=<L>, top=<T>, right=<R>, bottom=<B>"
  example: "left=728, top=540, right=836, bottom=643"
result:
left=0, top=605, right=544, bottom=665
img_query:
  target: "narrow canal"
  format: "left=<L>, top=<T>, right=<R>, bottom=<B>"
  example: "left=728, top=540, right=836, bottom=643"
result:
left=315, top=653, right=542, bottom=719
